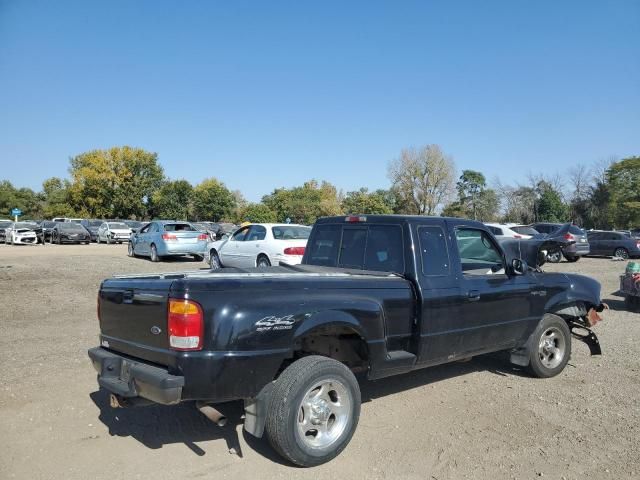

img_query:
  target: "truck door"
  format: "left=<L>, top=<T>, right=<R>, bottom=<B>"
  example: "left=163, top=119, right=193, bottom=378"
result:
left=449, top=225, right=536, bottom=355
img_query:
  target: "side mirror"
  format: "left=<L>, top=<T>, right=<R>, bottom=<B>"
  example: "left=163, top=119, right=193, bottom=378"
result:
left=511, top=258, right=528, bottom=275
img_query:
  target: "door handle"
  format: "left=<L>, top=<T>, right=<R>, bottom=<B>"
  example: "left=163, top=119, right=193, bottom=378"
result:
left=467, top=290, right=481, bottom=302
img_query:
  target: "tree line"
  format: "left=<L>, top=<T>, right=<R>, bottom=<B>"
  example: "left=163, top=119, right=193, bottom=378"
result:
left=1, top=145, right=638, bottom=228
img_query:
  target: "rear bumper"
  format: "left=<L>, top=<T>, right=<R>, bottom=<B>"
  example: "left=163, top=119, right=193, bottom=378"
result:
left=565, top=243, right=590, bottom=257
left=88, top=347, right=184, bottom=405
left=158, top=242, right=206, bottom=256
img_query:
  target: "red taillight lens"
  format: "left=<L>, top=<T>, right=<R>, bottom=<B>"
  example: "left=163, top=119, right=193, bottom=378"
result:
left=513, top=234, right=522, bottom=239
left=197, top=233, right=208, bottom=241
left=564, top=233, right=574, bottom=240
left=162, top=233, right=177, bottom=241
left=168, top=299, right=204, bottom=351
left=284, top=246, right=306, bottom=255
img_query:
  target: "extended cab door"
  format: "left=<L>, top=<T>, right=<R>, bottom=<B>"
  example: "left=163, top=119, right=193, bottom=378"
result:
left=449, top=225, right=536, bottom=355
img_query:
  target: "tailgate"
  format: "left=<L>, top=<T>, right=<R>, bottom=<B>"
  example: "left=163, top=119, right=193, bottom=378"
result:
left=99, top=278, right=175, bottom=366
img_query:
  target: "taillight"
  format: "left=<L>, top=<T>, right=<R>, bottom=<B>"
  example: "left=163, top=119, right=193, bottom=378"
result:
left=162, top=233, right=177, bottom=241
left=564, top=233, right=574, bottom=241
left=284, top=246, right=306, bottom=255
left=168, top=299, right=204, bottom=351
left=197, top=233, right=208, bottom=241
left=513, top=234, right=522, bottom=239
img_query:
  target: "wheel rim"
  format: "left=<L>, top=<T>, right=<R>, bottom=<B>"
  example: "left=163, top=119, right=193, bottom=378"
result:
left=296, top=378, right=351, bottom=450
left=615, top=249, right=629, bottom=259
left=128, top=243, right=133, bottom=256
left=548, top=252, right=561, bottom=262
left=538, top=326, right=566, bottom=369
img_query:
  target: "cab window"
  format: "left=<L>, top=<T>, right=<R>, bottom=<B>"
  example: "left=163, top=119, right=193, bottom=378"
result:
left=455, top=228, right=504, bottom=275
left=418, top=226, right=450, bottom=276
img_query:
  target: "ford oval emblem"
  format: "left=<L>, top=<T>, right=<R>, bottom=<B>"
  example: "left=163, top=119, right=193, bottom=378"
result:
left=150, top=326, right=162, bottom=335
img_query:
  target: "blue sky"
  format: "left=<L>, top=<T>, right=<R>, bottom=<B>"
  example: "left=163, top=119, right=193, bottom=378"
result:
left=1, top=0, right=638, bottom=202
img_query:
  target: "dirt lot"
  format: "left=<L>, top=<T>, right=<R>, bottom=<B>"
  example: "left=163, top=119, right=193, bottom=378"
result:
left=0, top=243, right=638, bottom=480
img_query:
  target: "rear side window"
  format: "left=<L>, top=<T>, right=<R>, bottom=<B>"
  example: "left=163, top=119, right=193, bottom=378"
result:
left=246, top=225, right=267, bottom=241
left=306, top=225, right=341, bottom=266
left=418, top=226, right=450, bottom=276
left=272, top=226, right=311, bottom=240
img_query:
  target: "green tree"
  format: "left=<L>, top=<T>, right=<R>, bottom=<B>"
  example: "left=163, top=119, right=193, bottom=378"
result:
left=68, top=146, right=164, bottom=218
left=456, top=170, right=486, bottom=220
left=236, top=203, right=278, bottom=223
left=41, top=177, right=75, bottom=218
left=342, top=188, right=394, bottom=214
left=608, top=156, right=640, bottom=228
left=262, top=180, right=343, bottom=224
left=535, top=181, right=567, bottom=222
left=191, top=177, right=236, bottom=221
left=151, top=180, right=193, bottom=220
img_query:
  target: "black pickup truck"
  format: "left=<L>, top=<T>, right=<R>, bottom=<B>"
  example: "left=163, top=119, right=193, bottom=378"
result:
left=88, top=215, right=606, bottom=466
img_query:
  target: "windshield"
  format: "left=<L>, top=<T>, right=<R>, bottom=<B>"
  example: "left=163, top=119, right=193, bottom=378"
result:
left=108, top=222, right=129, bottom=229
left=272, top=226, right=312, bottom=240
left=41, top=221, right=56, bottom=228
left=59, top=223, right=85, bottom=231
left=0, top=221, right=11, bottom=228
left=14, top=222, right=35, bottom=229
left=163, top=223, right=195, bottom=232
left=511, top=226, right=539, bottom=236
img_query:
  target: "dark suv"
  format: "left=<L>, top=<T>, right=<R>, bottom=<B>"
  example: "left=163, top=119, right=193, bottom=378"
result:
left=532, top=223, right=590, bottom=262
left=587, top=231, right=640, bottom=259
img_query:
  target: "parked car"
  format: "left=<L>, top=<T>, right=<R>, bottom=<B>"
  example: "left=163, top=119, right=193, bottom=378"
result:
left=80, top=219, right=104, bottom=242
left=532, top=223, right=590, bottom=262
left=35, top=220, right=56, bottom=243
left=485, top=223, right=537, bottom=239
left=128, top=220, right=208, bottom=261
left=210, top=222, right=238, bottom=239
left=586, top=230, right=640, bottom=259
left=3, top=222, right=38, bottom=245
left=192, top=222, right=217, bottom=241
left=122, top=220, right=145, bottom=234
left=205, top=223, right=311, bottom=269
left=89, top=214, right=606, bottom=467
left=50, top=222, right=91, bottom=244
left=97, top=222, right=133, bottom=244
left=0, top=220, right=13, bottom=243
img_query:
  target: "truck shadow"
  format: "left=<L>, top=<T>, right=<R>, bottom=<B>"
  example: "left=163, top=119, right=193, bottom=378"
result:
left=89, top=354, right=525, bottom=465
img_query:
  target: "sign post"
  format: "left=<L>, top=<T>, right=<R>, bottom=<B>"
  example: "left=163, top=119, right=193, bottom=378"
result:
left=11, top=208, right=22, bottom=222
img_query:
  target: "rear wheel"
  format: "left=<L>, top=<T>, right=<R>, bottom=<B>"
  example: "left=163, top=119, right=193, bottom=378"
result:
left=150, top=244, right=159, bottom=262
left=527, top=314, right=571, bottom=378
left=209, top=251, right=221, bottom=269
left=564, top=255, right=580, bottom=262
left=547, top=251, right=562, bottom=263
left=57, top=234, right=61, bottom=245
left=257, top=255, right=271, bottom=268
left=265, top=356, right=361, bottom=467
left=614, top=248, right=629, bottom=260
left=127, top=242, right=135, bottom=257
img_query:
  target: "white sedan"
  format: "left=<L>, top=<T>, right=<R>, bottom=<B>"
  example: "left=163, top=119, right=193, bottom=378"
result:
left=4, top=222, right=38, bottom=245
left=97, top=221, right=133, bottom=244
left=204, top=223, right=311, bottom=269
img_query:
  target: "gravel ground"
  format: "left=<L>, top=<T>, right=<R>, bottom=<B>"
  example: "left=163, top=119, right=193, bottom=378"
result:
left=0, top=243, right=638, bottom=479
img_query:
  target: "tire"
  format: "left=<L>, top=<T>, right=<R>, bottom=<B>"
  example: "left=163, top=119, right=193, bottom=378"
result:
left=192, top=254, right=204, bottom=262
left=527, top=314, right=571, bottom=378
left=106, top=235, right=111, bottom=245
left=614, top=248, right=629, bottom=260
left=265, top=355, right=361, bottom=467
left=257, top=255, right=271, bottom=268
left=209, top=251, right=222, bottom=270
left=547, top=251, right=562, bottom=263
left=57, top=235, right=61, bottom=245
left=150, top=244, right=159, bottom=262
left=564, top=255, right=580, bottom=263
left=127, top=242, right=135, bottom=257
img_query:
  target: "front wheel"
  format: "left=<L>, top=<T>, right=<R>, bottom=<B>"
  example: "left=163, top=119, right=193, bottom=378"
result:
left=127, top=242, right=135, bottom=257
left=527, top=314, right=571, bottom=378
left=265, top=356, right=361, bottom=467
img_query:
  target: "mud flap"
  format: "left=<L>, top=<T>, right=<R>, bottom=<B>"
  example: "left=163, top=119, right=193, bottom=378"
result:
left=243, top=382, right=274, bottom=438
